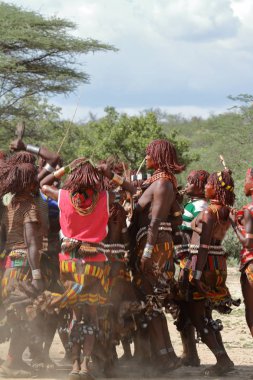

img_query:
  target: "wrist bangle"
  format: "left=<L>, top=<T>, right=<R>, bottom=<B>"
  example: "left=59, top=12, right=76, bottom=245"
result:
left=143, top=244, right=154, bottom=258
left=246, top=233, right=253, bottom=239
left=112, top=172, right=124, bottom=186
left=173, top=211, right=182, bottom=217
left=193, top=270, right=202, bottom=280
left=44, top=163, right=55, bottom=173
left=113, top=192, right=121, bottom=203
left=26, top=144, right=40, bottom=155
left=32, top=269, right=42, bottom=280
left=53, top=167, right=66, bottom=179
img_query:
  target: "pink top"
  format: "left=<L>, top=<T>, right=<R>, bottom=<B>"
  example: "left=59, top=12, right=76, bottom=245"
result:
left=58, top=189, right=109, bottom=243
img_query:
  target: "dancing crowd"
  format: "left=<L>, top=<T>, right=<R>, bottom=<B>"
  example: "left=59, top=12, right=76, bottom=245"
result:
left=0, top=137, right=252, bottom=379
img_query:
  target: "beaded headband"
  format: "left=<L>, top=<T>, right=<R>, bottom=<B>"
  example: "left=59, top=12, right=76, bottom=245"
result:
left=216, top=171, right=233, bottom=192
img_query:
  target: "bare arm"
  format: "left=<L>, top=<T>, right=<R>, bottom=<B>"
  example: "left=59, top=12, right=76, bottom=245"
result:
left=10, top=139, right=60, bottom=165
left=24, top=222, right=44, bottom=291
left=97, top=164, right=137, bottom=194
left=195, top=210, right=215, bottom=272
left=24, top=222, right=41, bottom=270
left=231, top=209, right=253, bottom=247
left=41, top=185, right=59, bottom=201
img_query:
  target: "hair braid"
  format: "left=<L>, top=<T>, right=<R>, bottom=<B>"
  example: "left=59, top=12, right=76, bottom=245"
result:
left=146, top=139, right=185, bottom=174
left=208, top=170, right=235, bottom=206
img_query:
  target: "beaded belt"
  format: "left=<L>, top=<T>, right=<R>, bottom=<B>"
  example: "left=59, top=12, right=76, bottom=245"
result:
left=61, top=237, right=105, bottom=255
left=5, top=250, right=29, bottom=268
left=136, top=223, right=172, bottom=244
left=103, top=243, right=126, bottom=256
left=190, top=244, right=225, bottom=256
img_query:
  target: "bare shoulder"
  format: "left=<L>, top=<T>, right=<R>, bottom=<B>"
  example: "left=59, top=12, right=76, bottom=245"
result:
left=152, top=178, right=174, bottom=193
left=202, top=208, right=216, bottom=223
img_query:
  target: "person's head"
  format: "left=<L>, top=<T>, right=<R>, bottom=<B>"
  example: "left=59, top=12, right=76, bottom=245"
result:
left=185, top=170, right=210, bottom=197
left=145, top=139, right=184, bottom=173
left=244, top=168, right=253, bottom=197
left=7, top=151, right=36, bottom=165
left=205, top=170, right=235, bottom=206
left=0, top=162, right=38, bottom=198
left=63, top=158, right=103, bottom=194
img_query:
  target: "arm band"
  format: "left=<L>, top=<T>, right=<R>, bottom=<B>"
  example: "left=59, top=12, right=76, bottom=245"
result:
left=53, top=166, right=69, bottom=179
left=26, top=144, right=40, bottom=155
left=32, top=269, right=42, bottom=280
left=200, top=244, right=209, bottom=249
left=112, top=172, right=124, bottom=186
left=192, top=270, right=202, bottom=280
left=113, top=192, right=121, bottom=203
left=44, top=163, right=55, bottom=173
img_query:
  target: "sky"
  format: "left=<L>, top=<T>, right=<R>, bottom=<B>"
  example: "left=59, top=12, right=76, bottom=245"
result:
left=11, top=0, right=253, bottom=120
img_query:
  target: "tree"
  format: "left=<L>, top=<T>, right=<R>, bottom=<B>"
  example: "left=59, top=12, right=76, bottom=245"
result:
left=76, top=107, right=197, bottom=169
left=0, top=2, right=117, bottom=118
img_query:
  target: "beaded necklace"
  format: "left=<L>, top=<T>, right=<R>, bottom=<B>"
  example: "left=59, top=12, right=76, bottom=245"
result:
left=70, top=191, right=99, bottom=216
left=142, top=168, right=177, bottom=189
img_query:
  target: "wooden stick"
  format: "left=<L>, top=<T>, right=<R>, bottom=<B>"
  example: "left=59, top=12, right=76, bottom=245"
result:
left=57, top=97, right=80, bottom=153
left=219, top=155, right=228, bottom=170
left=15, top=121, right=25, bottom=139
left=136, top=157, right=145, bottom=175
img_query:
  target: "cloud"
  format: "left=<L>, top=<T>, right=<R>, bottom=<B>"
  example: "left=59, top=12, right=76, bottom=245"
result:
left=10, top=0, right=253, bottom=116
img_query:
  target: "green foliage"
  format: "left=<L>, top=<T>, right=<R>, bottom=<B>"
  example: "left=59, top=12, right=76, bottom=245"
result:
left=75, top=107, right=196, bottom=169
left=0, top=2, right=117, bottom=118
left=160, top=110, right=253, bottom=183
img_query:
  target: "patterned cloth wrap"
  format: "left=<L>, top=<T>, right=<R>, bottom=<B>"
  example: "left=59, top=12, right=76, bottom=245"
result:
left=188, top=245, right=239, bottom=312
left=104, top=243, right=131, bottom=288
left=134, top=236, right=178, bottom=318
left=1, top=250, right=30, bottom=300
left=45, top=238, right=110, bottom=309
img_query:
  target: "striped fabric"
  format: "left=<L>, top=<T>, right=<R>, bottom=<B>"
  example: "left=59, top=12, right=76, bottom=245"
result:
left=181, top=199, right=208, bottom=231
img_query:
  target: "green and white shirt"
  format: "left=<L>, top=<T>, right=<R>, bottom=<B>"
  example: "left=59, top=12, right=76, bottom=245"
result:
left=180, top=198, right=208, bottom=231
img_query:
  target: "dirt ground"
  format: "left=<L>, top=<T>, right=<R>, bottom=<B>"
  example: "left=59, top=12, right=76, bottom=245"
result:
left=0, top=266, right=252, bottom=380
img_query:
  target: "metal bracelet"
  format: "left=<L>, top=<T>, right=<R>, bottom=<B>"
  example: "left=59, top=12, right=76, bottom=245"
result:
left=26, top=144, right=40, bottom=155
left=44, top=162, right=55, bottom=173
left=113, top=192, right=121, bottom=203
left=143, top=244, right=154, bottom=258
left=143, top=250, right=152, bottom=259
left=193, top=269, right=202, bottom=280
left=32, top=269, right=42, bottom=280
left=112, top=172, right=124, bottom=186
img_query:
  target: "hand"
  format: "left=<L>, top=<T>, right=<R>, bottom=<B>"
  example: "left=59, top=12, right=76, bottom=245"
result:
left=9, top=138, right=26, bottom=152
left=31, top=279, right=45, bottom=293
left=140, top=256, right=152, bottom=273
left=192, top=279, right=210, bottom=295
left=97, top=163, right=113, bottom=179
left=229, top=210, right=237, bottom=225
